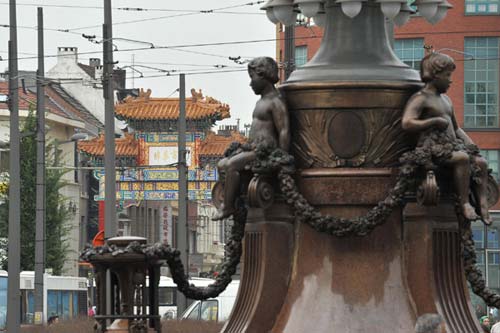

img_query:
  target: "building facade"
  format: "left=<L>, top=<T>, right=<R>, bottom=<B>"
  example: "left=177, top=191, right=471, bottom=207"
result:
left=0, top=79, right=103, bottom=276
left=277, top=5, right=500, bottom=321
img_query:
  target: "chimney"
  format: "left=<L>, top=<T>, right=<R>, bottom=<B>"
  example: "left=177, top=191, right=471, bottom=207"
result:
left=89, top=58, right=101, bottom=67
left=94, top=65, right=103, bottom=81
left=57, top=47, right=78, bottom=64
left=112, top=69, right=126, bottom=90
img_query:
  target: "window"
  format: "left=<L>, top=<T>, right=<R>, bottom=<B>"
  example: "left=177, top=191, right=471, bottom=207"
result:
left=465, top=0, right=499, bottom=14
left=394, top=38, right=425, bottom=70
left=186, top=302, right=200, bottom=320
left=480, top=150, right=499, bottom=180
left=0, top=277, right=7, bottom=330
left=295, top=46, right=308, bottom=67
left=473, top=226, right=485, bottom=249
left=158, top=287, right=176, bottom=306
left=47, top=290, right=79, bottom=320
left=488, top=228, right=500, bottom=249
left=464, top=37, right=499, bottom=128
left=0, top=150, right=9, bottom=172
left=200, top=300, right=218, bottom=321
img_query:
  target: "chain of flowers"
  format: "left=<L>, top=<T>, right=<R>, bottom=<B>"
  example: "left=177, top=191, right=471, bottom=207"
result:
left=81, top=200, right=247, bottom=301
left=272, top=132, right=479, bottom=238
left=150, top=201, right=246, bottom=300
left=461, top=218, right=500, bottom=308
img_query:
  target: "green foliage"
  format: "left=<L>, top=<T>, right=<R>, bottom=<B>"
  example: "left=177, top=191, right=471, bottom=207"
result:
left=0, top=108, right=74, bottom=275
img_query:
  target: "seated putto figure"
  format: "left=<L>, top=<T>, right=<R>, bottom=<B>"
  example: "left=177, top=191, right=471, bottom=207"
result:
left=213, top=57, right=290, bottom=220
left=402, top=52, right=491, bottom=225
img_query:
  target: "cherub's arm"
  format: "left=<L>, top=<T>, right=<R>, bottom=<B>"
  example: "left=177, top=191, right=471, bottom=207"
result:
left=402, top=93, right=449, bottom=132
left=271, top=98, right=291, bottom=152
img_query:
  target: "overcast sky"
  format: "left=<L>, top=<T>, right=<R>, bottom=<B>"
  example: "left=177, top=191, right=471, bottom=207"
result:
left=0, top=0, right=277, bottom=127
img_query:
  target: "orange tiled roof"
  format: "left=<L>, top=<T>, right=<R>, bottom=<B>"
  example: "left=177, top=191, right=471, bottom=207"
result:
left=199, top=131, right=247, bottom=157
left=78, top=132, right=138, bottom=157
left=0, top=81, right=81, bottom=121
left=115, top=88, right=230, bottom=121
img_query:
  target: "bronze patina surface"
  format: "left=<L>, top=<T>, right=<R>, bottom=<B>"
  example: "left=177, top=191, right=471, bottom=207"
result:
left=282, top=81, right=421, bottom=168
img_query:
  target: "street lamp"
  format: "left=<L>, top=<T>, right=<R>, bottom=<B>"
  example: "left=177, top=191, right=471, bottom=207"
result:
left=56, top=133, right=88, bottom=182
left=262, top=0, right=453, bottom=29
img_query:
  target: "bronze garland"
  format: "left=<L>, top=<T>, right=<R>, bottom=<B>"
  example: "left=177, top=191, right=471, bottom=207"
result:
left=81, top=200, right=246, bottom=301
left=273, top=132, right=476, bottom=237
left=461, top=219, right=500, bottom=308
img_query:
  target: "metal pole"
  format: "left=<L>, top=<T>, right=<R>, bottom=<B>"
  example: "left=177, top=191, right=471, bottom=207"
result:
left=103, top=0, right=116, bottom=239
left=103, top=0, right=116, bottom=325
left=284, top=24, right=296, bottom=80
left=34, top=6, right=45, bottom=326
left=7, top=0, right=21, bottom=330
left=176, top=74, right=188, bottom=316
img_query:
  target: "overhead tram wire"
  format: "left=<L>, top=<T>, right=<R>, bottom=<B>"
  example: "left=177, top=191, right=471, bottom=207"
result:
left=0, top=2, right=265, bottom=15
left=14, top=67, right=250, bottom=91
left=0, top=1, right=265, bottom=41
left=0, top=36, right=322, bottom=62
left=62, top=1, right=265, bottom=32
left=0, top=23, right=82, bottom=36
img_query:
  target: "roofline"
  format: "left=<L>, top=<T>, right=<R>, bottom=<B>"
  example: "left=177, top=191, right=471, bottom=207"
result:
left=0, top=108, right=85, bottom=129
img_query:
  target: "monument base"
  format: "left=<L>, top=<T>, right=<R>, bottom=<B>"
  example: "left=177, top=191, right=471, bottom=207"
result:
left=222, top=169, right=482, bottom=333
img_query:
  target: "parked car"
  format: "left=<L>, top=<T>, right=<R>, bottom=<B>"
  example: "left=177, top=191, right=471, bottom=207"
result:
left=180, top=280, right=240, bottom=323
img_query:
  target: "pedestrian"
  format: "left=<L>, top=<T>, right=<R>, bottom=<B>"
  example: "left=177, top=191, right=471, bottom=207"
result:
left=415, top=313, right=445, bottom=333
left=47, top=315, right=59, bottom=326
left=481, top=316, right=491, bottom=332
left=87, top=303, right=95, bottom=317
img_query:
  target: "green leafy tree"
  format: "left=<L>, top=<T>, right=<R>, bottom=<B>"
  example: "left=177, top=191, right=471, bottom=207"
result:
left=0, top=108, right=74, bottom=275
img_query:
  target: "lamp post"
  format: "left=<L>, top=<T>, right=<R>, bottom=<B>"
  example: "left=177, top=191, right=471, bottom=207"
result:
left=220, top=1, right=458, bottom=332
left=54, top=133, right=88, bottom=164
left=7, top=0, right=21, bottom=330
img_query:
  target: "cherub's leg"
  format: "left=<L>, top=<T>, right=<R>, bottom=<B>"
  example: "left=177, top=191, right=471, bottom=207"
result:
left=472, top=156, right=492, bottom=225
left=213, top=151, right=256, bottom=220
left=445, top=151, right=479, bottom=221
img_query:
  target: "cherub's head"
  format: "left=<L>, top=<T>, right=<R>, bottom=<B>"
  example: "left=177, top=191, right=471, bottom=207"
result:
left=248, top=57, right=280, bottom=85
left=420, top=52, right=456, bottom=83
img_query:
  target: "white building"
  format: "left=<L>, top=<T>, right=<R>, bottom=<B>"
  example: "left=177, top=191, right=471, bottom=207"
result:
left=0, top=79, right=102, bottom=276
left=47, top=47, right=126, bottom=132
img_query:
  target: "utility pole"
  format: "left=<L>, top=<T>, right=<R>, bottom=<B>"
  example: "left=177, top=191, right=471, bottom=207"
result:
left=7, top=0, right=21, bottom=331
left=34, top=6, right=45, bottom=326
left=176, top=74, right=188, bottom=316
left=103, top=0, right=116, bottom=239
left=284, top=24, right=296, bottom=80
left=103, top=0, right=116, bottom=322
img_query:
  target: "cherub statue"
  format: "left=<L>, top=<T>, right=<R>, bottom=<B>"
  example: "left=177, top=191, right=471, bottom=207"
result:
left=402, top=52, right=491, bottom=225
left=213, top=57, right=290, bottom=220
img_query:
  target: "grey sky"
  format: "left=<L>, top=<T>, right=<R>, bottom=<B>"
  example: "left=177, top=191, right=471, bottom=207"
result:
left=0, top=0, right=277, bottom=127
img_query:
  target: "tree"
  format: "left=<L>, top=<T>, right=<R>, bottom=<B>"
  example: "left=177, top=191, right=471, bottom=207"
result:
left=0, top=108, right=74, bottom=275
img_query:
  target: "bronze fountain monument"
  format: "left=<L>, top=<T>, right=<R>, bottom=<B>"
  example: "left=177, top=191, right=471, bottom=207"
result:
left=82, top=0, right=500, bottom=332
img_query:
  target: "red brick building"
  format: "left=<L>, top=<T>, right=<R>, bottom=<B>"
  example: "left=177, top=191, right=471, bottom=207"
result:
left=277, top=7, right=500, bottom=317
